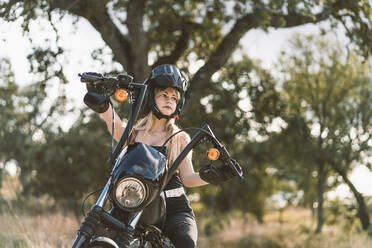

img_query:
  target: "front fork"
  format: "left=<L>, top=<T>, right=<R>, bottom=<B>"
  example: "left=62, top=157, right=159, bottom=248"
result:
left=71, top=182, right=143, bottom=248
left=72, top=149, right=142, bottom=248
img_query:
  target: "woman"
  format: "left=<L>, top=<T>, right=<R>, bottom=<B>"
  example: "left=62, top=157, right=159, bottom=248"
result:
left=85, top=64, right=236, bottom=247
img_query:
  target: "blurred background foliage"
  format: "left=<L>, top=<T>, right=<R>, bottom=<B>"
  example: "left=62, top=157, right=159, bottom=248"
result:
left=0, top=0, right=371, bottom=238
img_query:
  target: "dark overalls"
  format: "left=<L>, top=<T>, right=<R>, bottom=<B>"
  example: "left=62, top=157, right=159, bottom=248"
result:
left=153, top=145, right=198, bottom=248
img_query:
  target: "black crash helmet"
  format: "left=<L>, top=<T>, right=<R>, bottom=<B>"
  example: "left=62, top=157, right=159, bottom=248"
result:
left=144, top=64, right=188, bottom=119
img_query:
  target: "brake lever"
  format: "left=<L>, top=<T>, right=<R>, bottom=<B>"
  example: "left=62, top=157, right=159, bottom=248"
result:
left=79, top=73, right=120, bottom=86
left=229, top=158, right=243, bottom=179
left=218, top=145, right=244, bottom=179
left=78, top=73, right=104, bottom=83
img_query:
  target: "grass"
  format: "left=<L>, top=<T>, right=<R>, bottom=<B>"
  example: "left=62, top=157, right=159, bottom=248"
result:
left=1, top=177, right=372, bottom=247
left=1, top=204, right=372, bottom=247
left=0, top=174, right=79, bottom=248
left=0, top=208, right=78, bottom=248
left=196, top=207, right=372, bottom=248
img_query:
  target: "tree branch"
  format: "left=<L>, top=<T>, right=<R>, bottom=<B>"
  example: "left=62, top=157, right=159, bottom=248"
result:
left=270, top=11, right=329, bottom=28
left=184, top=7, right=331, bottom=113
left=152, top=28, right=190, bottom=68
left=50, top=0, right=133, bottom=73
left=328, top=158, right=370, bottom=229
left=151, top=16, right=205, bottom=68
left=184, top=13, right=259, bottom=112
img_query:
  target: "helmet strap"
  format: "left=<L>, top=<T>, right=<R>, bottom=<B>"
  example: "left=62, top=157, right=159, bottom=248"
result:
left=150, top=104, right=178, bottom=120
left=147, top=85, right=184, bottom=120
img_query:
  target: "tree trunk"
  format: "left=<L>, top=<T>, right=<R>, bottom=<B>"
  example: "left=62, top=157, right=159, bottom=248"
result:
left=345, top=176, right=370, bottom=230
left=316, top=163, right=327, bottom=233
left=331, top=162, right=370, bottom=230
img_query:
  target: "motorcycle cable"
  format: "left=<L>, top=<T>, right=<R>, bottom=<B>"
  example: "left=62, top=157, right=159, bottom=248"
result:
left=80, top=86, right=135, bottom=217
left=81, top=187, right=104, bottom=217
left=80, top=88, right=117, bottom=218
left=105, top=87, right=136, bottom=179
left=161, top=127, right=217, bottom=147
left=109, top=98, right=115, bottom=162
left=102, top=86, right=126, bottom=170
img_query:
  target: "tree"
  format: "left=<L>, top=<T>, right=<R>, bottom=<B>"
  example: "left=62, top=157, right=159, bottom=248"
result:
left=0, top=58, right=17, bottom=188
left=0, top=58, right=46, bottom=194
left=0, top=57, right=71, bottom=197
left=27, top=113, right=113, bottom=211
left=1, top=0, right=371, bottom=106
left=0, top=57, right=115, bottom=210
left=182, top=57, right=283, bottom=221
left=1, top=0, right=371, bottom=218
left=278, top=34, right=372, bottom=232
left=267, top=115, right=319, bottom=216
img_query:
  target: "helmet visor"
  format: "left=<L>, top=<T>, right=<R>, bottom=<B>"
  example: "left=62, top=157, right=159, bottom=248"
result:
left=151, top=75, right=184, bottom=92
left=150, top=65, right=187, bottom=92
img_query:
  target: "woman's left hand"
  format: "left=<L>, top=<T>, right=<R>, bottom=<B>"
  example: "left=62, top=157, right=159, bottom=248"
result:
left=199, top=161, right=238, bottom=185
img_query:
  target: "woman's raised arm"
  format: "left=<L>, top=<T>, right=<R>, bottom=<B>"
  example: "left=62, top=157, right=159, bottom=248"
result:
left=100, top=105, right=126, bottom=142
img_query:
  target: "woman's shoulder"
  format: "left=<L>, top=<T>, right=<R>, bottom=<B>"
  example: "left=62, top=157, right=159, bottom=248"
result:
left=177, top=130, right=191, bottom=148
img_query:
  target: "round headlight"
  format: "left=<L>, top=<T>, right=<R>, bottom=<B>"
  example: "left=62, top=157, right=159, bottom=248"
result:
left=114, top=177, right=147, bottom=209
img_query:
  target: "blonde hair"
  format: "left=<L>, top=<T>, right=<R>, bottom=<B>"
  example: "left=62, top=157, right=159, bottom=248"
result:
left=131, top=111, right=189, bottom=167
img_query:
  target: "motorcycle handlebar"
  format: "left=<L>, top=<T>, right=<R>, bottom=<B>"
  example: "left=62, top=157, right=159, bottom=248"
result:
left=78, top=71, right=243, bottom=180
left=78, top=72, right=133, bottom=89
left=167, top=124, right=243, bottom=184
left=203, top=125, right=244, bottom=179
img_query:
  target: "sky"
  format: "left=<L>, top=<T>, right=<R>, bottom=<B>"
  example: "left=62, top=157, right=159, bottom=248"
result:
left=1, top=13, right=371, bottom=199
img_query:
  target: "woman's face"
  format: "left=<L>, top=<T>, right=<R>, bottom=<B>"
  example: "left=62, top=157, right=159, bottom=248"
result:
left=154, top=87, right=179, bottom=116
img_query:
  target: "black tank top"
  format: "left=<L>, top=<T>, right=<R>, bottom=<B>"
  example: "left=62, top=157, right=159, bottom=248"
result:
left=151, top=145, right=193, bottom=215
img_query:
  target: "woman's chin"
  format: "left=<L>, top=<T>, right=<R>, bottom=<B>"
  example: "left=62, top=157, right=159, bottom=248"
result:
left=159, top=108, right=173, bottom=116
left=160, top=110, right=173, bottom=116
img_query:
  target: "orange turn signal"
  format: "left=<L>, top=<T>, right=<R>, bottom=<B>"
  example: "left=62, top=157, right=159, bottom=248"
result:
left=207, top=148, right=220, bottom=161
left=115, top=89, right=128, bottom=102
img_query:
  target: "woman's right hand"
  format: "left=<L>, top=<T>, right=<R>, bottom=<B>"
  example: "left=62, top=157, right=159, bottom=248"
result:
left=84, top=72, right=105, bottom=94
left=84, top=92, right=110, bottom=113
left=82, top=72, right=111, bottom=113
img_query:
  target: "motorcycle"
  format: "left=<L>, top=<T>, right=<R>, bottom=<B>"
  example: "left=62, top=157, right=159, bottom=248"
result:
left=71, top=72, right=243, bottom=248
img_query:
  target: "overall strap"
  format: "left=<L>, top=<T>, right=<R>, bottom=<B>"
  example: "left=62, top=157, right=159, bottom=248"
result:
left=128, top=129, right=138, bottom=145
